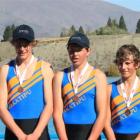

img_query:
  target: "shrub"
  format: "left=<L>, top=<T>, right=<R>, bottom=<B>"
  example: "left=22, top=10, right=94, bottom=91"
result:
left=96, top=26, right=127, bottom=35
left=136, top=69, right=140, bottom=76
left=107, top=64, right=120, bottom=76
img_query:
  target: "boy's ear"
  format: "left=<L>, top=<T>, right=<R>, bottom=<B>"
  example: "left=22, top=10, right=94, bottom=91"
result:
left=135, top=61, right=140, bottom=69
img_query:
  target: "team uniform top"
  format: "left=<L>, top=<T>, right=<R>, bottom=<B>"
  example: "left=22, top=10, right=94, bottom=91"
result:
left=7, top=59, right=45, bottom=119
left=62, top=68, right=97, bottom=124
left=111, top=81, right=140, bottom=134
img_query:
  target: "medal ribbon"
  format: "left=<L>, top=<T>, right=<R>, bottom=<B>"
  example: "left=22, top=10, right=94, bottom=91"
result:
left=15, top=55, right=35, bottom=85
left=120, top=76, right=139, bottom=108
left=70, top=63, right=89, bottom=94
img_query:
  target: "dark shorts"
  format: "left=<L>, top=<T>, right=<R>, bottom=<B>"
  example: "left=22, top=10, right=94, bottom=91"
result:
left=65, top=124, right=101, bottom=140
left=5, top=119, right=50, bottom=140
left=115, top=133, right=138, bottom=140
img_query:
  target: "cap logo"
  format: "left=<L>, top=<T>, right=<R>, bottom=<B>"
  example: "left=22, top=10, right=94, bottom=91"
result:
left=18, top=30, right=29, bottom=34
left=71, top=36, right=81, bottom=41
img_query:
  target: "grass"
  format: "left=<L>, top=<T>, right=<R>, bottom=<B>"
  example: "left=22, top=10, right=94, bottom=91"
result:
left=1, top=34, right=140, bottom=75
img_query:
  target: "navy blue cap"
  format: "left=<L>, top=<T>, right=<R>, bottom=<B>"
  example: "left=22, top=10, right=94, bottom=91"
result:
left=68, top=32, right=90, bottom=48
left=12, top=24, right=35, bottom=42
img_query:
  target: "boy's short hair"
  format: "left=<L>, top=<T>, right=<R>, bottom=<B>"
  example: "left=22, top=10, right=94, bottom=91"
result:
left=114, top=44, right=140, bottom=65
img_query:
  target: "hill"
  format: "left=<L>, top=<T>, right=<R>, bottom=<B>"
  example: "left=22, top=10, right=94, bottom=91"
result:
left=0, top=0, right=140, bottom=38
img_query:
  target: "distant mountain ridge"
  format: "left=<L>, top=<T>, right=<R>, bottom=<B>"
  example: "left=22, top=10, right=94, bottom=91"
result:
left=0, top=0, right=140, bottom=38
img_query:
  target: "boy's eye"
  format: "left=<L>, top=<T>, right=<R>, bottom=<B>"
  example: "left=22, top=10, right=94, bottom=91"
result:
left=125, top=61, right=134, bottom=65
left=125, top=62, right=131, bottom=65
left=117, top=61, right=134, bottom=66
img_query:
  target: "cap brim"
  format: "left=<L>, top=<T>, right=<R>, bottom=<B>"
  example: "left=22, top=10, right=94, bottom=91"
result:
left=68, top=42, right=89, bottom=48
left=13, top=33, right=34, bottom=42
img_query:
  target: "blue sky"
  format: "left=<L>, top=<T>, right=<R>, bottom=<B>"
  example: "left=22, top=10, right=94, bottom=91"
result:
left=103, top=0, right=140, bottom=11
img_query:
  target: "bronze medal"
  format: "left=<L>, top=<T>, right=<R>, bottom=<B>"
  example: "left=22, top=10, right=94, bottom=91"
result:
left=125, top=108, right=131, bottom=116
left=18, top=86, right=24, bottom=93
left=73, top=95, right=79, bottom=102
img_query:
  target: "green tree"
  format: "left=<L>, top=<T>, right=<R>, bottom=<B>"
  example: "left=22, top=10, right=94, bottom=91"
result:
left=60, top=32, right=64, bottom=37
left=78, top=26, right=84, bottom=34
left=96, top=25, right=127, bottom=35
left=96, top=27, right=104, bottom=35
left=68, top=25, right=76, bottom=36
left=119, top=16, right=127, bottom=31
left=3, top=26, right=11, bottom=41
left=136, top=19, right=140, bottom=33
left=3, top=24, right=16, bottom=41
left=107, top=17, right=112, bottom=27
left=11, top=24, right=16, bottom=32
left=112, top=19, right=118, bottom=27
left=60, top=27, right=69, bottom=37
